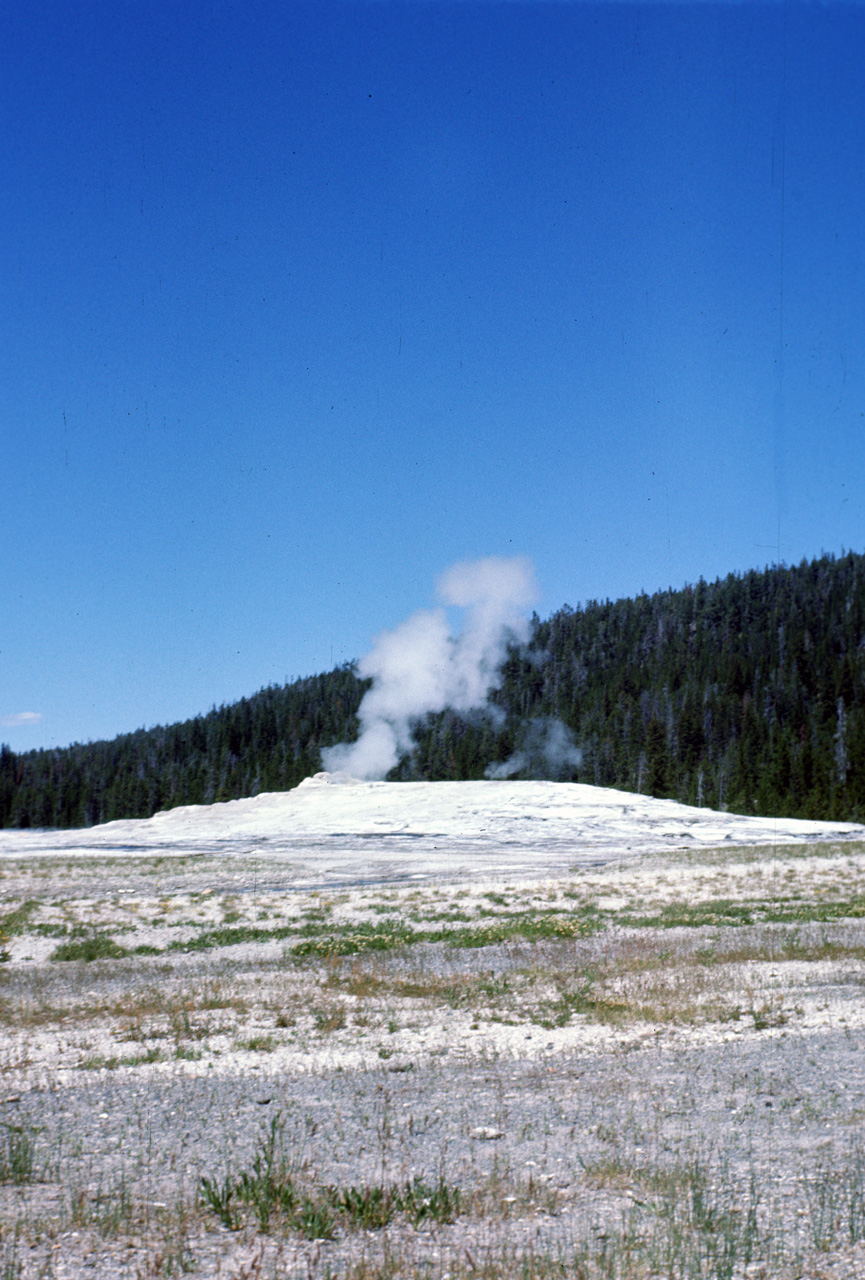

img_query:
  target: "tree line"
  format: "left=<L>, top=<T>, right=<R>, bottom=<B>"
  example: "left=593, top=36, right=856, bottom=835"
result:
left=2, top=551, right=863, bottom=828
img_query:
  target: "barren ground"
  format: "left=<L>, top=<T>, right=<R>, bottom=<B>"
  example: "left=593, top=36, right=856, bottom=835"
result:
left=2, top=835, right=865, bottom=1278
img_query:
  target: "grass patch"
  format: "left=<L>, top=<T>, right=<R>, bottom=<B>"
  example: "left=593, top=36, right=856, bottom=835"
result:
left=0, top=1123, right=39, bottom=1184
left=621, top=894, right=865, bottom=931
left=50, top=933, right=130, bottom=962
left=436, top=911, right=602, bottom=949
left=236, top=1034, right=276, bottom=1053
left=200, top=1112, right=462, bottom=1237
left=0, top=901, right=39, bottom=936
left=531, top=971, right=630, bottom=1029
left=77, top=1052, right=168, bottom=1070
left=30, top=882, right=865, bottom=968
left=576, top=1155, right=765, bottom=1280
left=291, top=920, right=418, bottom=959
left=290, top=909, right=602, bottom=960
left=0, top=900, right=39, bottom=961
left=170, top=924, right=294, bottom=952
left=313, top=1006, right=347, bottom=1033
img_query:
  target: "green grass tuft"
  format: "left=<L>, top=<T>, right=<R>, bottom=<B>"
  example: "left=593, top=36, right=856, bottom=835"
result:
left=50, top=933, right=130, bottom=962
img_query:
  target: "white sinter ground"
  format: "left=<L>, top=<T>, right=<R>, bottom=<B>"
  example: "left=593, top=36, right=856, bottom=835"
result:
left=3, top=777, right=865, bottom=1279
left=2, top=773, right=862, bottom=885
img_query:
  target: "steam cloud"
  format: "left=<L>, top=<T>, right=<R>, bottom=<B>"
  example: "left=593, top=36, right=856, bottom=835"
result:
left=322, top=556, right=538, bottom=780
left=484, top=716, right=582, bottom=780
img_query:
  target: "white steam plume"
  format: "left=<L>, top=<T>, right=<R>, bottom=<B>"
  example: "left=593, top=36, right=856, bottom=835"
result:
left=322, top=556, right=538, bottom=780
left=484, top=716, right=583, bottom=781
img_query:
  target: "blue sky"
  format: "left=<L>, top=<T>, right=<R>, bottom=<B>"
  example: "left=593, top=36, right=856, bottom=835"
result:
left=2, top=1, right=864, bottom=752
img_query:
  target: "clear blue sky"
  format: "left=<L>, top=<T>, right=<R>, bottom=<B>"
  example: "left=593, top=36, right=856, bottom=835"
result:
left=2, top=1, right=864, bottom=751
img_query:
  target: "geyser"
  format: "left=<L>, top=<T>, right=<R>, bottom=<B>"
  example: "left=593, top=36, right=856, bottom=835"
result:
left=322, top=555, right=537, bottom=780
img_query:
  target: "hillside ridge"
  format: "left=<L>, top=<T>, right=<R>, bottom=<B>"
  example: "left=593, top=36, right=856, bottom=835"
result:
left=2, top=550, right=863, bottom=828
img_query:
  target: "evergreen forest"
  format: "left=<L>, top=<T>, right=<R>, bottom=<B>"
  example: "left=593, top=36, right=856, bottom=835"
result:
left=2, top=551, right=863, bottom=829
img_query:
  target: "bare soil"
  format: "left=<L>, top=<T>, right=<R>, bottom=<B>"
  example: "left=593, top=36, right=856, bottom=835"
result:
left=2, top=839, right=865, bottom=1278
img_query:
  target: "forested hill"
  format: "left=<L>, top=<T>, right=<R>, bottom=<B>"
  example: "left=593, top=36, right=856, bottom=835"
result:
left=2, top=550, right=864, bottom=829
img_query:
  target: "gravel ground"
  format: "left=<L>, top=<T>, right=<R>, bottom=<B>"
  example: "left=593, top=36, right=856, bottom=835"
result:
left=2, top=840, right=865, bottom=1278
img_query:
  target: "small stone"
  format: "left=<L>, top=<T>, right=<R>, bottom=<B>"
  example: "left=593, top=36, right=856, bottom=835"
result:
left=470, top=1126, right=504, bottom=1140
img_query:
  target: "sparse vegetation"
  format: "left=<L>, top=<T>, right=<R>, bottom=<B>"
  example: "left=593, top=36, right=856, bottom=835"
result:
left=200, top=1113, right=463, bottom=1238
left=50, top=932, right=130, bottom=962
left=1, top=840, right=865, bottom=1275
left=0, top=1123, right=39, bottom=1185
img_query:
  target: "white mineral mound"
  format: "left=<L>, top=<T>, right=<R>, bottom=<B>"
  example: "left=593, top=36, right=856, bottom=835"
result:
left=1, top=774, right=862, bottom=883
